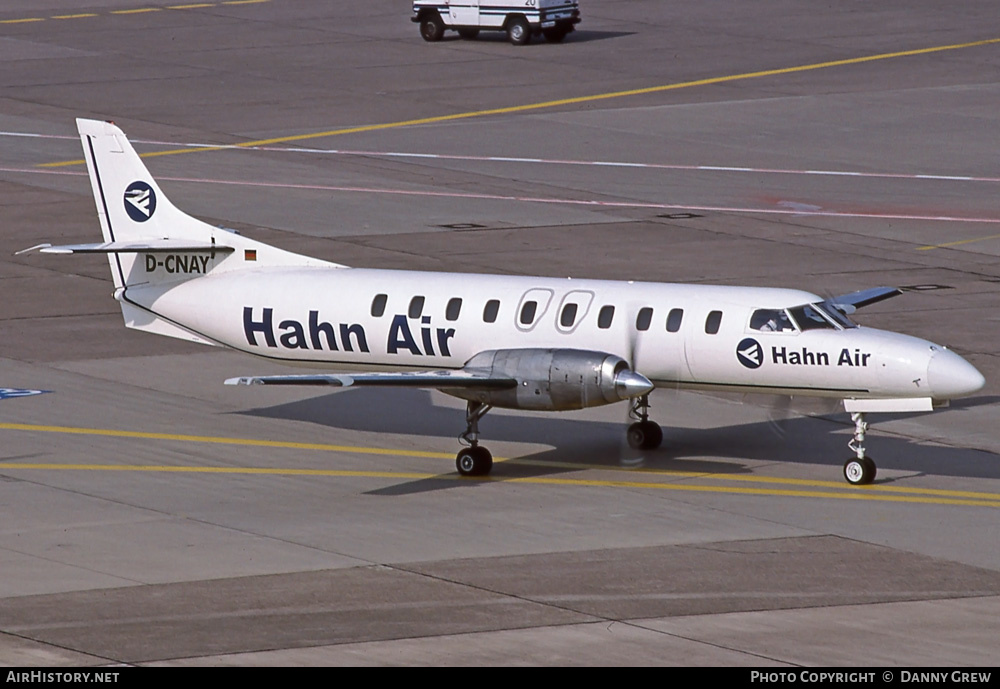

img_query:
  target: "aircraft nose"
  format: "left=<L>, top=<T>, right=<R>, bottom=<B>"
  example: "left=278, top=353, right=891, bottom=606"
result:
left=927, top=348, right=985, bottom=400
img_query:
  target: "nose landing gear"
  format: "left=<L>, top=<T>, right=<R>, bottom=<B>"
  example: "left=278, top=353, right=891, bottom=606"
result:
left=626, top=394, right=663, bottom=450
left=843, top=412, right=877, bottom=485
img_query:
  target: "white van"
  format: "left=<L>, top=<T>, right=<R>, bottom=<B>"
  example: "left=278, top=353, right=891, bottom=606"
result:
left=412, top=1, right=581, bottom=45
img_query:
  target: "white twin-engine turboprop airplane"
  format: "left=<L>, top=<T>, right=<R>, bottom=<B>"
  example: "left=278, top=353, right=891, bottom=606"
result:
left=26, top=119, right=986, bottom=484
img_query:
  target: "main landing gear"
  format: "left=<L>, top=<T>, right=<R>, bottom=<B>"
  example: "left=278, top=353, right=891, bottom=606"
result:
left=843, top=411, right=877, bottom=485
left=626, top=394, right=663, bottom=450
left=455, top=396, right=665, bottom=477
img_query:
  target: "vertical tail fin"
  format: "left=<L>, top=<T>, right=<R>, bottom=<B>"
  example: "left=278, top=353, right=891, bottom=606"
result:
left=75, top=118, right=342, bottom=290
left=78, top=119, right=220, bottom=289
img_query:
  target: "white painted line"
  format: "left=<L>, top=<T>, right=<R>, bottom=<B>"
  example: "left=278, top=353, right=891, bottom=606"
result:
left=4, top=130, right=1000, bottom=184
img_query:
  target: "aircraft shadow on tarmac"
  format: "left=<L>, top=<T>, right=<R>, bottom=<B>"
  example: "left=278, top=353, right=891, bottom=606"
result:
left=232, top=388, right=1000, bottom=492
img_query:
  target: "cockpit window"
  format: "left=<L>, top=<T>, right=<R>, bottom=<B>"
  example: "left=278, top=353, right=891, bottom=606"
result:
left=750, top=308, right=795, bottom=333
left=788, top=304, right=836, bottom=331
left=815, top=302, right=857, bottom=329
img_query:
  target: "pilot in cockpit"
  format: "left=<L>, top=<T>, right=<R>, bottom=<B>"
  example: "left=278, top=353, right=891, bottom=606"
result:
left=750, top=308, right=794, bottom=333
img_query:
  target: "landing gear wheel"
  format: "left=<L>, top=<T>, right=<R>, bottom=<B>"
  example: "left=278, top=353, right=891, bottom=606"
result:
left=507, top=17, right=531, bottom=45
left=457, top=28, right=479, bottom=39
left=457, top=446, right=493, bottom=477
left=843, top=456, right=876, bottom=485
left=627, top=421, right=663, bottom=450
left=420, top=13, right=445, bottom=42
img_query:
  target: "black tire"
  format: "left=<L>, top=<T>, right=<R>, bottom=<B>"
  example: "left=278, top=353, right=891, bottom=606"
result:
left=420, top=13, right=445, bottom=42
left=457, top=446, right=493, bottom=477
left=506, top=17, right=531, bottom=45
left=457, top=28, right=479, bottom=40
left=627, top=421, right=663, bottom=450
left=843, top=456, right=876, bottom=485
left=863, top=457, right=877, bottom=483
left=543, top=27, right=566, bottom=43
left=643, top=422, right=663, bottom=449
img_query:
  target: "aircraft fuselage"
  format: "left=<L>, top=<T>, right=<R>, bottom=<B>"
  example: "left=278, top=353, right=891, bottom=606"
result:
left=124, top=266, right=982, bottom=404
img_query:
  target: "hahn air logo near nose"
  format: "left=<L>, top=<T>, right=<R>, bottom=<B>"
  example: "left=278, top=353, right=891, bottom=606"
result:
left=124, top=181, right=156, bottom=222
left=737, top=337, right=763, bottom=369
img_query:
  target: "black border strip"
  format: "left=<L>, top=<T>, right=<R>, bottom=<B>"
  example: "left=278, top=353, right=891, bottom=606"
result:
left=84, top=134, right=126, bottom=287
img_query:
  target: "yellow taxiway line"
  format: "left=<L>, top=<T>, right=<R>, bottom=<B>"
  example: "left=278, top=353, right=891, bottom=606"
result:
left=39, top=36, right=1000, bottom=168
left=2, top=422, right=998, bottom=508
left=917, top=233, right=1000, bottom=251
left=0, top=0, right=269, bottom=25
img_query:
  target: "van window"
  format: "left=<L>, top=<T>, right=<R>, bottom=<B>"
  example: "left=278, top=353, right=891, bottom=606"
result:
left=636, top=307, right=653, bottom=331
left=408, top=296, right=424, bottom=319
left=371, top=293, right=387, bottom=318
left=705, top=310, right=722, bottom=334
left=597, top=305, right=615, bottom=329
left=666, top=308, right=683, bottom=332
left=483, top=299, right=500, bottom=323
left=446, top=298, right=462, bottom=321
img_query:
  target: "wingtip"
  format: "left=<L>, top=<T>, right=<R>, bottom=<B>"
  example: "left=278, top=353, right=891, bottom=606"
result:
left=14, top=243, right=52, bottom=256
left=224, top=376, right=260, bottom=386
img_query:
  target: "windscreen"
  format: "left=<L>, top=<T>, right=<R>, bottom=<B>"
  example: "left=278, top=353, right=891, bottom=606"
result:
left=814, top=302, right=857, bottom=329
left=788, top=304, right=836, bottom=330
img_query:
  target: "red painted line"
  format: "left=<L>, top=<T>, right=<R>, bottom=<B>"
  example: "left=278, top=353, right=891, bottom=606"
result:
left=3, top=166, right=999, bottom=224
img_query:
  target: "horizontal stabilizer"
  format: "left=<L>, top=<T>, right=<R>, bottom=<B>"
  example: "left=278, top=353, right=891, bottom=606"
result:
left=18, top=240, right=235, bottom=255
left=225, top=371, right=518, bottom=389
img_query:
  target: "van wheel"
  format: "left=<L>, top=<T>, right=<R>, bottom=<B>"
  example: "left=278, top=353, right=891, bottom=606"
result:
left=543, top=27, right=567, bottom=43
left=506, top=17, right=530, bottom=45
left=420, top=13, right=445, bottom=42
left=457, top=28, right=479, bottom=39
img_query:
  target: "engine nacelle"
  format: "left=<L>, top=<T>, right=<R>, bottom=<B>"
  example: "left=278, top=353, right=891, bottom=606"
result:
left=448, top=348, right=654, bottom=411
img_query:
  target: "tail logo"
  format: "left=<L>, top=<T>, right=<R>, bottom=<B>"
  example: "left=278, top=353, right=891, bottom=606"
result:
left=737, top=337, right=763, bottom=369
left=124, top=181, right=156, bottom=222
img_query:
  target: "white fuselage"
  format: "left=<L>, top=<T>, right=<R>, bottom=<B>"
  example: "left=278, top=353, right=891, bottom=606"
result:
left=122, top=265, right=979, bottom=403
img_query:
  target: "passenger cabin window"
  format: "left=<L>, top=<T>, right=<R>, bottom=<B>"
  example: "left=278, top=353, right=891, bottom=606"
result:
left=789, top=304, right=836, bottom=331
left=636, top=307, right=653, bottom=331
left=446, top=298, right=462, bottom=321
left=597, top=305, right=615, bottom=329
left=408, top=296, right=424, bottom=319
left=705, top=310, right=722, bottom=334
left=560, top=303, right=578, bottom=328
left=666, top=308, right=683, bottom=332
left=750, top=308, right=794, bottom=333
left=520, top=300, right=538, bottom=325
left=483, top=299, right=500, bottom=323
left=371, top=293, right=387, bottom=318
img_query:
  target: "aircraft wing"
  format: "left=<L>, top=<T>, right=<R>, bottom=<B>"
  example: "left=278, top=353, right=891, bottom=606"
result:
left=825, top=286, right=902, bottom=314
left=225, top=370, right=518, bottom=390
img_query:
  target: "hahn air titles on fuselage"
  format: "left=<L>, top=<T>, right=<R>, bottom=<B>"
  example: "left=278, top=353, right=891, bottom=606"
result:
left=136, top=257, right=884, bottom=393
